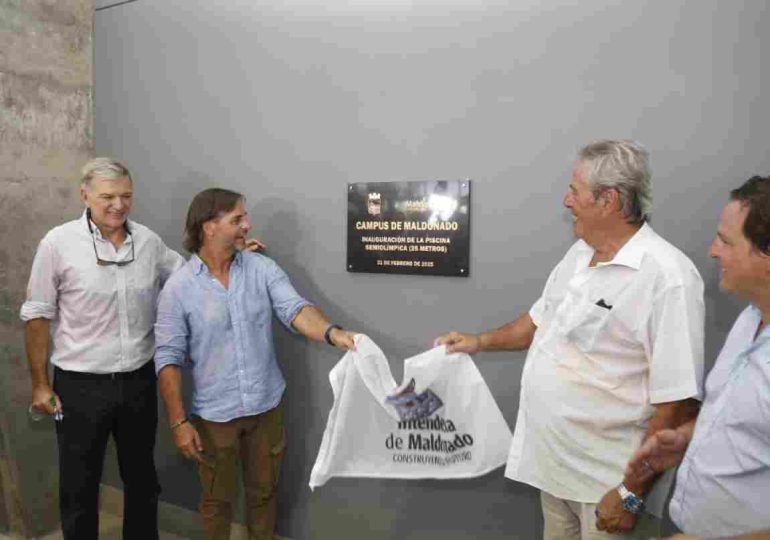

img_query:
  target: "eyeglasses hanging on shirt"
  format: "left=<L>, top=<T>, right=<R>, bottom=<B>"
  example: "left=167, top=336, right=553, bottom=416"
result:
left=86, top=208, right=135, bottom=266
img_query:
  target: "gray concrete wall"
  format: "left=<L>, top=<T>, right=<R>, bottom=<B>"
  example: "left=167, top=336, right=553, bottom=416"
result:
left=0, top=0, right=94, bottom=536
left=93, top=1, right=768, bottom=539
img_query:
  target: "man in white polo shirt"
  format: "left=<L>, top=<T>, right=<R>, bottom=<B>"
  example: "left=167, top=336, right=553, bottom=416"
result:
left=437, top=139, right=704, bottom=539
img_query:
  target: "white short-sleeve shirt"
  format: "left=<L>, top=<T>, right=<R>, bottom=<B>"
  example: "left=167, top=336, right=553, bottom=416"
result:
left=505, top=223, right=704, bottom=507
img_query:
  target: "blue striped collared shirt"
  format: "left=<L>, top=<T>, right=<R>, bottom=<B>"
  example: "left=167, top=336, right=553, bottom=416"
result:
left=154, top=251, right=311, bottom=421
left=669, top=305, right=770, bottom=536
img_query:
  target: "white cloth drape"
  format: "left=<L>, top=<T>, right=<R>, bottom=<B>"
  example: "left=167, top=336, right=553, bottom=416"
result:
left=310, top=335, right=512, bottom=489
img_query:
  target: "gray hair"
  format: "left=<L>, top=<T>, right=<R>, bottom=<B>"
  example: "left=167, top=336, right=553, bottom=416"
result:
left=81, top=157, right=132, bottom=187
left=577, top=139, right=651, bottom=225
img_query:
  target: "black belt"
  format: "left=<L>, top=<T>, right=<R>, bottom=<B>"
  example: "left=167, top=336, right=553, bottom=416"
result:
left=54, top=360, right=155, bottom=380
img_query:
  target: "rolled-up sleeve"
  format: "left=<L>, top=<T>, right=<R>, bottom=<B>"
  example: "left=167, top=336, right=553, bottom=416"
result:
left=647, top=280, right=705, bottom=403
left=264, top=260, right=311, bottom=332
left=20, top=237, right=59, bottom=321
left=154, top=284, right=190, bottom=374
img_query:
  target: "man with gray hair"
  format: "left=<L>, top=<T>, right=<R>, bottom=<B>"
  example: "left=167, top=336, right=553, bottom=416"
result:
left=436, top=140, right=704, bottom=539
left=20, top=158, right=263, bottom=540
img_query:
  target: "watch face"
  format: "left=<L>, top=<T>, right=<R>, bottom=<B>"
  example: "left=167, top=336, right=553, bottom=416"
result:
left=622, top=495, right=644, bottom=514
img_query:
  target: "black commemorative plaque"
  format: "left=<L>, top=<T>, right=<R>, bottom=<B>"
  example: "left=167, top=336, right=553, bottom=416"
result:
left=347, top=180, right=470, bottom=277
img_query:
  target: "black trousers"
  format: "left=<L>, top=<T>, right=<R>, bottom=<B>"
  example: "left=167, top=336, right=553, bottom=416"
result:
left=54, top=361, right=160, bottom=540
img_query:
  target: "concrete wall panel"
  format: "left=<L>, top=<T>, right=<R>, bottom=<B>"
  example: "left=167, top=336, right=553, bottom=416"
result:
left=0, top=0, right=94, bottom=536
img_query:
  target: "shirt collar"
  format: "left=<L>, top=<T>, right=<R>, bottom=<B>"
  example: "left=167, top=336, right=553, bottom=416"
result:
left=579, top=222, right=653, bottom=270
left=190, top=251, right=242, bottom=275
left=191, top=253, right=206, bottom=275
left=747, top=304, right=770, bottom=345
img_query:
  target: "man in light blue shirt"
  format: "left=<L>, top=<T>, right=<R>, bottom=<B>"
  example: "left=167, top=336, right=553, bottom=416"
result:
left=154, top=188, right=357, bottom=540
left=626, top=175, right=770, bottom=540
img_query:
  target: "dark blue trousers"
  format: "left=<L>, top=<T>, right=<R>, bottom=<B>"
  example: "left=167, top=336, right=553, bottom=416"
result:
left=54, top=361, right=160, bottom=540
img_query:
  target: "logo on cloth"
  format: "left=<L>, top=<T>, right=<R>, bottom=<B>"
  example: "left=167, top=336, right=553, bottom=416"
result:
left=386, top=378, right=443, bottom=420
left=384, top=378, right=474, bottom=460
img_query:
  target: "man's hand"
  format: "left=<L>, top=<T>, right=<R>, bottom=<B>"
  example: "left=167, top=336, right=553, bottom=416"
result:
left=172, top=422, right=204, bottom=462
left=243, top=237, right=266, bottom=252
left=330, top=328, right=357, bottom=351
left=434, top=331, right=481, bottom=354
left=625, top=428, right=689, bottom=479
left=595, top=488, right=638, bottom=534
left=30, top=385, right=62, bottom=416
left=664, top=535, right=699, bottom=540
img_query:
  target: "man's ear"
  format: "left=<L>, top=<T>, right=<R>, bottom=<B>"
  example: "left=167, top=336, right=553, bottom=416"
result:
left=202, top=220, right=215, bottom=238
left=80, top=183, right=88, bottom=205
left=759, top=249, right=770, bottom=278
left=599, top=188, right=621, bottom=214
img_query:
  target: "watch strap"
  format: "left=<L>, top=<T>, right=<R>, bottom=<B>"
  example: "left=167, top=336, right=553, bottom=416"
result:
left=324, top=324, right=342, bottom=346
left=616, top=483, right=645, bottom=514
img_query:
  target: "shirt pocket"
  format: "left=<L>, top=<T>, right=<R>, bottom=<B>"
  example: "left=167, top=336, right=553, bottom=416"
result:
left=241, top=290, right=270, bottom=326
left=558, top=294, right=612, bottom=353
left=127, top=268, right=159, bottom=326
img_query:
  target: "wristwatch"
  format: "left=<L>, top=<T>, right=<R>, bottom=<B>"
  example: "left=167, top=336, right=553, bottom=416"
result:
left=616, top=483, right=645, bottom=514
left=324, top=324, right=342, bottom=346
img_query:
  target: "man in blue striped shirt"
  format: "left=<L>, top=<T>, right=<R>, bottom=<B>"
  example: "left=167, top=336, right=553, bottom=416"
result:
left=154, top=188, right=357, bottom=540
left=625, top=176, right=770, bottom=540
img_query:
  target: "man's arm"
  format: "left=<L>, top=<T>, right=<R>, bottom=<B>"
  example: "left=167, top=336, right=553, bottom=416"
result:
left=157, top=242, right=185, bottom=286
left=435, top=312, right=537, bottom=354
left=625, top=416, right=698, bottom=478
left=153, top=280, right=205, bottom=461
left=595, top=398, right=700, bottom=534
left=597, top=276, right=705, bottom=534
left=22, top=237, right=62, bottom=415
left=157, top=365, right=203, bottom=462
left=260, top=258, right=355, bottom=350
left=622, top=398, right=699, bottom=494
left=156, top=236, right=267, bottom=288
left=291, top=305, right=357, bottom=350
left=436, top=253, right=565, bottom=355
left=25, top=318, right=61, bottom=414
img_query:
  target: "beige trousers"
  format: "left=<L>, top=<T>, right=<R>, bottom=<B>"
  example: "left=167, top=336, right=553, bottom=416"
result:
left=541, top=490, right=661, bottom=540
left=193, top=403, right=285, bottom=540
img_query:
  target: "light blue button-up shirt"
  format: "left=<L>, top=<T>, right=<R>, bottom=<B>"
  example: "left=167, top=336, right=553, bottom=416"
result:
left=154, top=251, right=311, bottom=422
left=669, top=305, right=770, bottom=537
